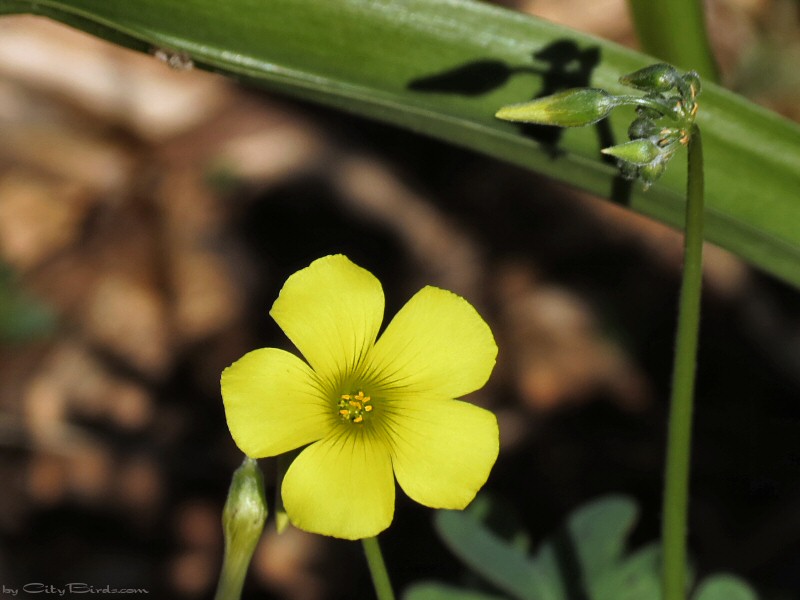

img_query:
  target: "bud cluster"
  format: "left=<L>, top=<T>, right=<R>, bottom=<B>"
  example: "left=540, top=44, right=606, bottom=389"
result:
left=495, top=63, right=701, bottom=188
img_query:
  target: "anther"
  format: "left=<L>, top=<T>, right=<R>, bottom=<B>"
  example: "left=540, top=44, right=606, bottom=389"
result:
left=338, top=390, right=373, bottom=424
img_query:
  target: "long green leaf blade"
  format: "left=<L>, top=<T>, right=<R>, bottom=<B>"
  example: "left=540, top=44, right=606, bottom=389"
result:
left=627, top=0, right=719, bottom=81
left=4, top=0, right=799, bottom=286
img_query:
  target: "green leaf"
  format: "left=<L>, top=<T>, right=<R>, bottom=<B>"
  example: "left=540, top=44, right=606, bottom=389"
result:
left=2, top=0, right=800, bottom=288
left=565, top=495, right=639, bottom=588
left=692, top=575, right=759, bottom=600
left=435, top=503, right=542, bottom=600
left=627, top=0, right=719, bottom=81
left=404, top=582, right=508, bottom=600
left=432, top=495, right=760, bottom=600
left=591, top=544, right=661, bottom=600
left=434, top=496, right=648, bottom=600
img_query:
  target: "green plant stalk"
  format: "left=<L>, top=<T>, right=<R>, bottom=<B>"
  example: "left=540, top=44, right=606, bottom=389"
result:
left=627, top=0, right=718, bottom=82
left=661, top=125, right=704, bottom=600
left=362, top=536, right=396, bottom=600
left=214, top=548, right=250, bottom=600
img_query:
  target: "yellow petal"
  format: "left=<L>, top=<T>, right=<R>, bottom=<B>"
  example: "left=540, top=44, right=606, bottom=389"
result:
left=271, top=255, right=384, bottom=385
left=221, top=348, right=332, bottom=458
left=387, top=398, right=499, bottom=509
left=367, top=286, right=497, bottom=398
left=282, top=431, right=395, bottom=539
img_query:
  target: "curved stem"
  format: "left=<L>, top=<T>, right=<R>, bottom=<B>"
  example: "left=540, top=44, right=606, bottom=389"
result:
left=614, top=95, right=681, bottom=119
left=661, top=125, right=704, bottom=600
left=362, top=536, right=396, bottom=600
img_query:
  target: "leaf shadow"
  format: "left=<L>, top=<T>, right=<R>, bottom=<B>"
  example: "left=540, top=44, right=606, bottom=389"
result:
left=407, top=38, right=633, bottom=206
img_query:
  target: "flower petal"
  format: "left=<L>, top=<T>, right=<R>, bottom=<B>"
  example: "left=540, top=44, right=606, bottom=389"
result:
left=387, top=398, right=499, bottom=509
left=271, top=255, right=384, bottom=385
left=221, top=348, right=332, bottom=458
left=367, top=286, right=497, bottom=398
left=282, top=431, right=395, bottom=539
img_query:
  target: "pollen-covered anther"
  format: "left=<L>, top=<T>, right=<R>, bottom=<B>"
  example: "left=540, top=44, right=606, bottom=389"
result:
left=338, top=390, right=372, bottom=424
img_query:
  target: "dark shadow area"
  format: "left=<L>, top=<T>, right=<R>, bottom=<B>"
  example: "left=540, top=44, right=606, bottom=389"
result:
left=235, top=174, right=410, bottom=328
left=408, top=40, right=603, bottom=156
left=408, top=40, right=633, bottom=204
left=553, top=530, right=591, bottom=600
left=409, top=59, right=538, bottom=96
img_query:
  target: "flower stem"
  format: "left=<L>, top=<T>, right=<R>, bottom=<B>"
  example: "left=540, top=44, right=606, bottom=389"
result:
left=362, top=536, right=396, bottom=600
left=661, top=125, right=704, bottom=600
left=214, top=548, right=251, bottom=600
left=614, top=95, right=682, bottom=119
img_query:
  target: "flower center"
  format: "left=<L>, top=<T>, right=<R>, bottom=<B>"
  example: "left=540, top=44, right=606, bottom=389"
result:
left=337, top=390, right=373, bottom=424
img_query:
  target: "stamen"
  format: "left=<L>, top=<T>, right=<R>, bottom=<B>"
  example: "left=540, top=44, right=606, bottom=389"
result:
left=338, top=390, right=373, bottom=425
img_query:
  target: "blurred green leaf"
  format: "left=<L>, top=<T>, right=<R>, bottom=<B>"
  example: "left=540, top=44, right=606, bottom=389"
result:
left=627, top=0, right=718, bottom=81
left=435, top=499, right=542, bottom=600
left=590, top=545, right=661, bottom=600
left=434, top=496, right=650, bottom=600
left=430, top=495, right=756, bottom=600
left=0, top=266, right=54, bottom=343
left=0, top=0, right=799, bottom=287
left=565, top=494, right=638, bottom=582
left=692, top=575, right=758, bottom=600
left=404, top=582, right=508, bottom=600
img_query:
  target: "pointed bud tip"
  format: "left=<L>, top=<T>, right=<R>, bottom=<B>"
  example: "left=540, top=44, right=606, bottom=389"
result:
left=620, top=63, right=679, bottom=92
left=496, top=88, right=618, bottom=127
left=602, top=139, right=661, bottom=165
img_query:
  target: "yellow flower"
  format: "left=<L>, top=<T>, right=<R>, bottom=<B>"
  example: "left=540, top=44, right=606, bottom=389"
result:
left=221, top=255, right=499, bottom=540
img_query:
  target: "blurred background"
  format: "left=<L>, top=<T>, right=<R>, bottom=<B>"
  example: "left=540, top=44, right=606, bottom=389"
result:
left=0, top=0, right=799, bottom=598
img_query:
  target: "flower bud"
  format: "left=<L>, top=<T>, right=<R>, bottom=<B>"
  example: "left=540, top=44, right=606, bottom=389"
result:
left=638, top=159, right=668, bottom=188
left=628, top=117, right=660, bottom=140
left=681, top=71, right=702, bottom=98
left=223, top=457, right=268, bottom=553
left=495, top=88, right=619, bottom=127
left=619, top=63, right=680, bottom=92
left=601, top=139, right=662, bottom=166
left=216, top=457, right=268, bottom=599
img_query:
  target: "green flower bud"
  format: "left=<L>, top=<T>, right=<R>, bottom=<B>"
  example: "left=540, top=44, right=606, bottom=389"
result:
left=216, top=457, right=268, bottom=599
left=619, top=63, right=680, bottom=92
left=638, top=158, right=669, bottom=189
left=495, top=88, right=619, bottom=127
left=223, top=456, right=268, bottom=554
left=628, top=117, right=660, bottom=140
left=679, top=71, right=702, bottom=100
left=601, top=139, right=662, bottom=166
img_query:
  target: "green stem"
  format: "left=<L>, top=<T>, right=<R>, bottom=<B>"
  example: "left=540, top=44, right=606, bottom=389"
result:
left=615, top=95, right=682, bottom=119
left=214, top=548, right=251, bottom=600
left=362, top=536, right=396, bottom=600
left=661, top=125, right=704, bottom=600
